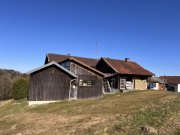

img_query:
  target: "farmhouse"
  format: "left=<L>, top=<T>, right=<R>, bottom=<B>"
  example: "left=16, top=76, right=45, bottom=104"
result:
left=96, top=57, right=154, bottom=93
left=160, top=76, right=180, bottom=92
left=27, top=53, right=153, bottom=105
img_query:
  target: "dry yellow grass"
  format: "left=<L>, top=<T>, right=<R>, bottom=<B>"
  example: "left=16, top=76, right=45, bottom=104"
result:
left=0, top=90, right=179, bottom=135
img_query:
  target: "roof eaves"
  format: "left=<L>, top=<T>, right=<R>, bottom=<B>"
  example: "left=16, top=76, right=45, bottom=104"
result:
left=131, top=62, right=155, bottom=76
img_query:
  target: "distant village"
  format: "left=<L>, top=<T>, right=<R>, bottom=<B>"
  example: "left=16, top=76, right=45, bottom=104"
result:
left=26, top=53, right=180, bottom=105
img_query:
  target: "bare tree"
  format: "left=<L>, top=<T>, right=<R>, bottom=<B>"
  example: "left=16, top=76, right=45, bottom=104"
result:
left=0, top=69, right=22, bottom=100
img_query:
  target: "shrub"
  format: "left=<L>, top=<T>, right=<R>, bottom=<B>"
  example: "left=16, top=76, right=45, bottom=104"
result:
left=0, top=75, right=13, bottom=100
left=0, top=69, right=22, bottom=100
left=13, top=77, right=29, bottom=100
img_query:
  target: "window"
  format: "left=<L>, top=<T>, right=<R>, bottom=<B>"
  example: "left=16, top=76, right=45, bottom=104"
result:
left=61, top=63, right=66, bottom=68
left=61, top=62, right=70, bottom=70
left=79, top=79, right=83, bottom=86
left=79, top=79, right=95, bottom=86
left=65, top=62, right=70, bottom=70
left=88, top=81, right=91, bottom=86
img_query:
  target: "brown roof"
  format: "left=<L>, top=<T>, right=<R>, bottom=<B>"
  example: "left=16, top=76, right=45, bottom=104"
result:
left=160, top=76, right=180, bottom=84
left=46, top=53, right=154, bottom=76
left=46, top=53, right=98, bottom=67
left=103, top=58, right=154, bottom=76
left=148, top=77, right=166, bottom=84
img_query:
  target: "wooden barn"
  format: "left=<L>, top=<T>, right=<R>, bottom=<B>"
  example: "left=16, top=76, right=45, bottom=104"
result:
left=28, top=54, right=105, bottom=105
left=59, top=57, right=105, bottom=99
left=45, top=54, right=105, bottom=99
left=27, top=62, right=78, bottom=105
left=96, top=57, right=154, bottom=93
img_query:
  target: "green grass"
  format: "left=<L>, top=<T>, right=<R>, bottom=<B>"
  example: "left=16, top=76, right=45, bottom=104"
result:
left=107, top=92, right=180, bottom=135
left=0, top=90, right=180, bottom=135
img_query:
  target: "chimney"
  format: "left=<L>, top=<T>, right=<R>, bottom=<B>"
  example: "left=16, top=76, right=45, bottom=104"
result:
left=125, top=58, right=130, bottom=62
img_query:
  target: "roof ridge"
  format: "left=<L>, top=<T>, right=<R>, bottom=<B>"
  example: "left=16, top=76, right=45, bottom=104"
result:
left=102, top=57, right=135, bottom=63
left=48, top=53, right=97, bottom=60
left=102, top=57, right=154, bottom=76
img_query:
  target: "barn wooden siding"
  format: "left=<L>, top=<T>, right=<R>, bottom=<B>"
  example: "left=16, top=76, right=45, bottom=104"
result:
left=70, top=62, right=103, bottom=98
left=29, top=65, right=74, bottom=101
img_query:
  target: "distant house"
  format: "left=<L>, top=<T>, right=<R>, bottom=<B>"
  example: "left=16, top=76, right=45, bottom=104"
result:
left=27, top=53, right=154, bottom=105
left=160, top=76, right=180, bottom=92
left=147, top=77, right=166, bottom=90
left=96, top=57, right=154, bottom=93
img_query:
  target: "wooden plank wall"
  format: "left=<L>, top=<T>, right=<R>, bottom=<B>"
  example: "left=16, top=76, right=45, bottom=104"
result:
left=70, top=62, right=103, bottom=99
left=29, top=65, right=73, bottom=101
left=77, top=75, right=102, bottom=99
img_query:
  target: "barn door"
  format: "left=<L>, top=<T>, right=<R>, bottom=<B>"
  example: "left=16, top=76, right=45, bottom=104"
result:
left=120, top=78, right=126, bottom=90
left=70, top=85, right=78, bottom=99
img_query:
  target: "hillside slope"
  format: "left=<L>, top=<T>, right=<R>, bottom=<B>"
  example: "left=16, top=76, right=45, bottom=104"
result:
left=0, top=91, right=180, bottom=135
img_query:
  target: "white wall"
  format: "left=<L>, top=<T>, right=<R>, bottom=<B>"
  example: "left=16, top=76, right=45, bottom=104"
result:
left=149, top=83, right=159, bottom=90
left=154, top=83, right=159, bottom=90
left=28, top=100, right=60, bottom=106
left=178, top=84, right=180, bottom=92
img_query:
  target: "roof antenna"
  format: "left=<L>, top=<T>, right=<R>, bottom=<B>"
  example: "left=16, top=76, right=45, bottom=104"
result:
left=96, top=41, right=99, bottom=59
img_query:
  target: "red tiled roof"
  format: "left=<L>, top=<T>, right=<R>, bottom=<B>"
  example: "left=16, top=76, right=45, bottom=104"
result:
left=46, top=53, right=98, bottom=67
left=160, top=76, right=180, bottom=84
left=103, top=58, right=154, bottom=76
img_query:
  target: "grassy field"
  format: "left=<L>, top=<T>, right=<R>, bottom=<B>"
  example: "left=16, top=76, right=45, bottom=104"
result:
left=0, top=90, right=180, bottom=135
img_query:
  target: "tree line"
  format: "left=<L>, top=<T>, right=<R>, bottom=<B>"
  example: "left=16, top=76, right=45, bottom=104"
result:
left=0, top=69, right=29, bottom=100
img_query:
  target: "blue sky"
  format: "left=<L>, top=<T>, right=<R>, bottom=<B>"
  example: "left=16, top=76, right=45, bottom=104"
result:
left=0, top=0, right=180, bottom=76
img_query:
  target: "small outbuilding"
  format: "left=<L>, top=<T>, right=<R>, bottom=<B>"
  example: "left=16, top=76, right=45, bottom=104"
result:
left=160, top=76, right=180, bottom=92
left=147, top=77, right=166, bottom=90
left=27, top=62, right=77, bottom=105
